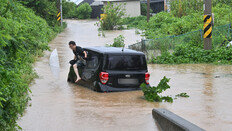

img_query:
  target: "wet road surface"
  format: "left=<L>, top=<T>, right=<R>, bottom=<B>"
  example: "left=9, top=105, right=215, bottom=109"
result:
left=18, top=20, right=232, bottom=131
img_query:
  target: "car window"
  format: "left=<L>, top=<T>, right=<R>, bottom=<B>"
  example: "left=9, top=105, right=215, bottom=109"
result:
left=106, top=55, right=147, bottom=71
left=86, top=55, right=99, bottom=69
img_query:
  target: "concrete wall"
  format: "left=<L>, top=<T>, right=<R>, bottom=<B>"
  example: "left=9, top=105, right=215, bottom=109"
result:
left=103, top=1, right=141, bottom=17
left=152, top=109, right=205, bottom=131
left=124, top=1, right=141, bottom=17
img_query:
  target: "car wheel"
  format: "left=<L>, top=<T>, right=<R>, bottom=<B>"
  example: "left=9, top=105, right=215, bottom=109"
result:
left=93, top=81, right=102, bottom=92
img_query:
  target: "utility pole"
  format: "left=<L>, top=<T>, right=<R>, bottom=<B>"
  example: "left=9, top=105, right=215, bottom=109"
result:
left=57, top=0, right=63, bottom=26
left=147, top=0, right=150, bottom=22
left=60, top=0, right=63, bottom=26
left=203, top=0, right=212, bottom=50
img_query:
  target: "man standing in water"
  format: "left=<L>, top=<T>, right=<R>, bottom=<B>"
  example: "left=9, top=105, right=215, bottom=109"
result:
left=69, top=41, right=87, bottom=83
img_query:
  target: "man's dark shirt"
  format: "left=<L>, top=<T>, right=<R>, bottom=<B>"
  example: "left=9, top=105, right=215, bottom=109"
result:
left=73, top=46, right=84, bottom=60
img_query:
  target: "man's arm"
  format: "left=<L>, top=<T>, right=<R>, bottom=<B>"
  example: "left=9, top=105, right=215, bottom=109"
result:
left=83, top=51, right=87, bottom=58
left=74, top=55, right=76, bottom=60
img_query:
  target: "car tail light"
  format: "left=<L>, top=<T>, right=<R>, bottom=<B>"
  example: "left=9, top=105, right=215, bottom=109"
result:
left=99, top=72, right=109, bottom=84
left=145, top=72, right=150, bottom=84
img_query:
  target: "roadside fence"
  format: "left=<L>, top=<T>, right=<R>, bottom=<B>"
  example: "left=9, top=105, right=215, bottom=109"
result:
left=128, top=24, right=232, bottom=60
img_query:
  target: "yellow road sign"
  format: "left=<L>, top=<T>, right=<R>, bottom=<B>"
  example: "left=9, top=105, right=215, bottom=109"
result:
left=57, top=16, right=61, bottom=21
left=57, top=12, right=61, bottom=21
left=204, top=15, right=212, bottom=24
left=57, top=12, right=61, bottom=18
left=204, top=15, right=212, bottom=38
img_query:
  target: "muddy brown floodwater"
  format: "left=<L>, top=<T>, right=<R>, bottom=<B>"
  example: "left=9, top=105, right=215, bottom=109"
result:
left=18, top=20, right=232, bottom=131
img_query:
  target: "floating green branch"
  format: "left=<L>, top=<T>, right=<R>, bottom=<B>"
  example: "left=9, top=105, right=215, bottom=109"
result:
left=176, top=93, right=189, bottom=98
left=141, top=77, right=190, bottom=103
left=141, top=76, right=173, bottom=103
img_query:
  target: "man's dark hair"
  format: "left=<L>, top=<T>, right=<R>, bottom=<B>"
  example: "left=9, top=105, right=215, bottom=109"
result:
left=69, top=41, right=76, bottom=45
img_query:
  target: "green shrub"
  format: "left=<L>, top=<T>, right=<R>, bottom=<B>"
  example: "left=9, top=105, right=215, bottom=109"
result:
left=153, top=43, right=232, bottom=64
left=97, top=2, right=125, bottom=30
left=0, top=0, right=64, bottom=129
left=170, top=0, right=203, bottom=17
left=121, top=16, right=147, bottom=29
left=107, top=35, right=125, bottom=47
left=213, top=0, right=232, bottom=6
left=76, top=3, right=92, bottom=19
left=213, top=4, right=232, bottom=26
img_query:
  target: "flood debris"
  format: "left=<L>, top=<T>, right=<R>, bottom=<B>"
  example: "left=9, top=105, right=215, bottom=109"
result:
left=49, top=48, right=60, bottom=79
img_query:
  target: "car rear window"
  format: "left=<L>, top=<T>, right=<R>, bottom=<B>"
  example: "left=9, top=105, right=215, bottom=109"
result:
left=106, top=55, right=147, bottom=71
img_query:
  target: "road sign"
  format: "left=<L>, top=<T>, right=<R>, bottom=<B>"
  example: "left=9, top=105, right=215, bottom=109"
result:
left=204, top=15, right=212, bottom=38
left=57, top=11, right=61, bottom=21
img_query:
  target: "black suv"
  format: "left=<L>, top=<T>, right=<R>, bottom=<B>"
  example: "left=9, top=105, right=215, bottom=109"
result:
left=67, top=47, right=150, bottom=92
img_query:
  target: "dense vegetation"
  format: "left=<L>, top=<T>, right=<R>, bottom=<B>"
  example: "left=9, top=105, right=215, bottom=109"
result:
left=62, top=0, right=77, bottom=18
left=152, top=1, right=232, bottom=64
left=152, top=42, right=232, bottom=64
left=17, top=0, right=63, bottom=30
left=63, top=1, right=92, bottom=19
left=19, top=0, right=92, bottom=20
left=123, top=3, right=232, bottom=38
left=123, top=0, right=232, bottom=64
left=0, top=0, right=66, bottom=129
left=122, top=16, right=147, bottom=30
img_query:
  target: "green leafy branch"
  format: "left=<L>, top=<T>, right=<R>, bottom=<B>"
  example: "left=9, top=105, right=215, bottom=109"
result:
left=141, top=76, right=189, bottom=103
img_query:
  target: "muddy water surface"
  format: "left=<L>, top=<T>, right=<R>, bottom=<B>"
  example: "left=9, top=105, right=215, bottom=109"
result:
left=18, top=20, right=232, bottom=131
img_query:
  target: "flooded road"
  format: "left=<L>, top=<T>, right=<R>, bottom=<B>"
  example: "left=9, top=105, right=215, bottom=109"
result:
left=18, top=20, right=232, bottom=131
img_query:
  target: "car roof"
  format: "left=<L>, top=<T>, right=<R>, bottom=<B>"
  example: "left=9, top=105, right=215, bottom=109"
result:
left=84, top=46, right=144, bottom=55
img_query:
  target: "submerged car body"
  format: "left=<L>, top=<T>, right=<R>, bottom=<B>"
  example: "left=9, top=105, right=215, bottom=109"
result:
left=67, top=46, right=150, bottom=92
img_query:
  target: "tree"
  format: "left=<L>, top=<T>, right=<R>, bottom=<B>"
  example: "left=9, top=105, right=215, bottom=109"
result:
left=76, top=3, right=92, bottom=19
left=17, top=0, right=59, bottom=26
left=62, top=0, right=77, bottom=18
left=98, top=2, right=126, bottom=30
